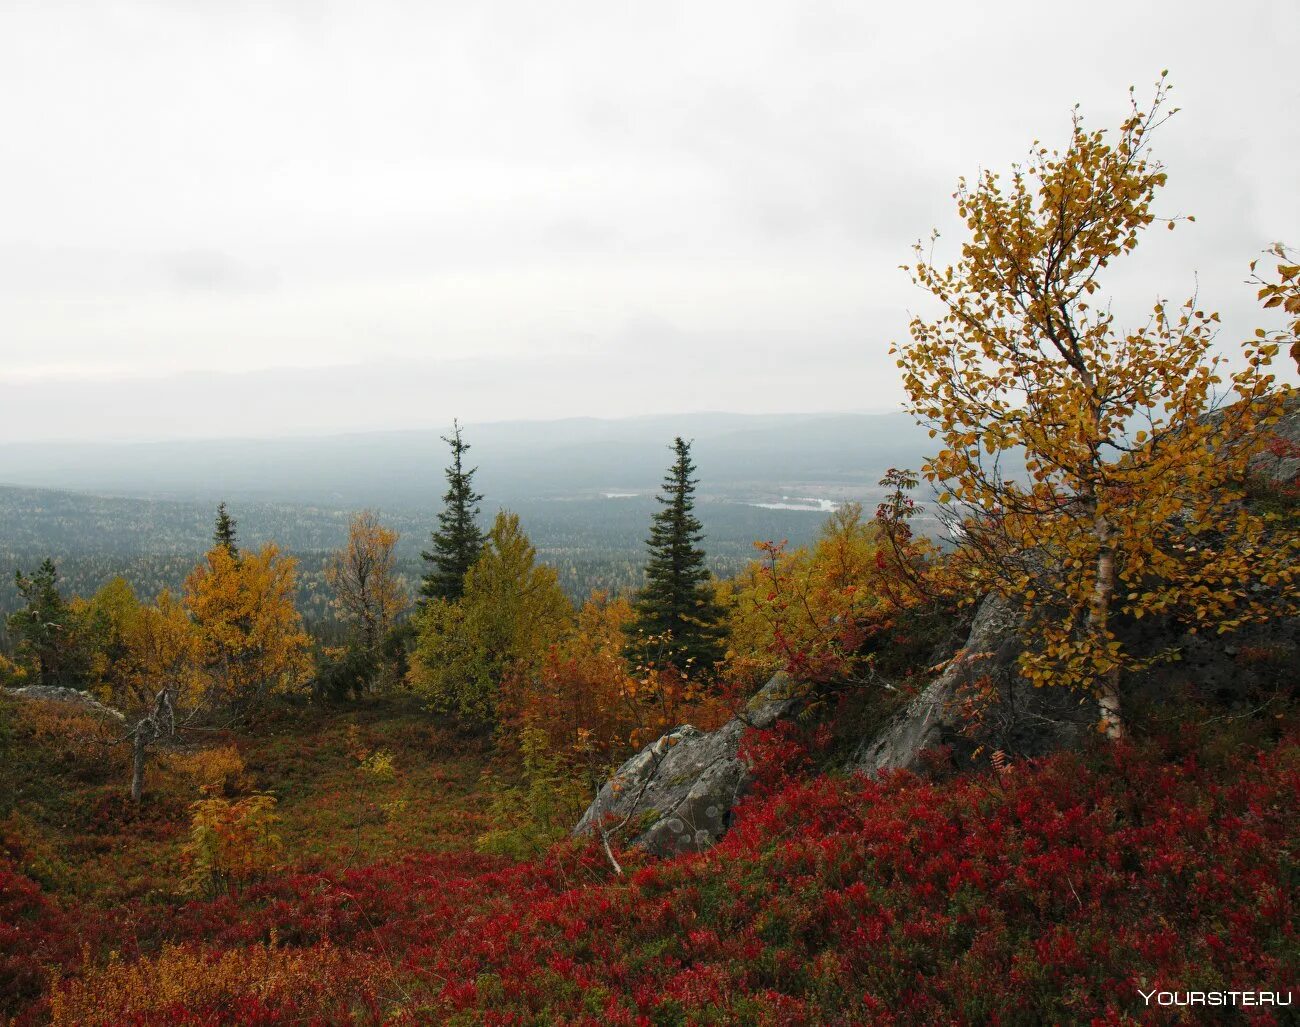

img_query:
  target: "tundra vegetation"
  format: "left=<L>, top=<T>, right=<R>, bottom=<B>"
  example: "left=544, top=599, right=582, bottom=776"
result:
left=2, top=83, right=1298, bottom=1025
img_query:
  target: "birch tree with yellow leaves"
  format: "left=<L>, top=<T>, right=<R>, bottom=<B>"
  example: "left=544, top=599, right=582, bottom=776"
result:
left=409, top=510, right=570, bottom=725
left=894, top=77, right=1298, bottom=739
left=184, top=543, right=311, bottom=710
left=121, top=591, right=204, bottom=802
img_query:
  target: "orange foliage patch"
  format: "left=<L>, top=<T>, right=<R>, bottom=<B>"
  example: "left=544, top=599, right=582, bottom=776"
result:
left=158, top=745, right=250, bottom=797
left=498, top=593, right=728, bottom=778
left=48, top=941, right=389, bottom=1027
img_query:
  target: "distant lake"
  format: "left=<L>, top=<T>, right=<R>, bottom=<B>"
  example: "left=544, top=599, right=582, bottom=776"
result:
left=748, top=497, right=840, bottom=513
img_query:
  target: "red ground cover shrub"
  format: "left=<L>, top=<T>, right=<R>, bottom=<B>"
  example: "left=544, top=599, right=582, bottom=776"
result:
left=27, top=725, right=1297, bottom=1025
left=0, top=855, right=79, bottom=1015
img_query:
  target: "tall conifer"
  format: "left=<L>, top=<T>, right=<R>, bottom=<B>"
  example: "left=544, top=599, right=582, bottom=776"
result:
left=626, top=437, right=725, bottom=674
left=421, top=420, right=486, bottom=601
left=8, top=559, right=85, bottom=687
left=213, top=502, right=239, bottom=558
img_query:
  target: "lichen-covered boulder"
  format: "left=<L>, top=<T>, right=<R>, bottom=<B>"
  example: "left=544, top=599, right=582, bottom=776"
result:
left=574, top=672, right=801, bottom=856
left=2, top=685, right=125, bottom=722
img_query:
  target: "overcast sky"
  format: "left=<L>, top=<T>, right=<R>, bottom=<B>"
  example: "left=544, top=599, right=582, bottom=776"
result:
left=1, top=0, right=1297, bottom=440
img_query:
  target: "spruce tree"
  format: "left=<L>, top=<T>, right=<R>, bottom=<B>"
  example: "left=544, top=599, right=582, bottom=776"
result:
left=626, top=437, right=725, bottom=674
left=213, top=502, right=239, bottom=557
left=421, top=420, right=486, bottom=602
left=8, top=559, right=87, bottom=687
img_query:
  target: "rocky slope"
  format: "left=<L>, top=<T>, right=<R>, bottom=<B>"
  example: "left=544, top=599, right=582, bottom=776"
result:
left=578, top=401, right=1300, bottom=854
left=574, top=673, right=802, bottom=856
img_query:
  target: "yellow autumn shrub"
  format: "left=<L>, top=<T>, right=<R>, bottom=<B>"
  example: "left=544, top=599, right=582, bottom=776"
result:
left=180, top=793, right=283, bottom=896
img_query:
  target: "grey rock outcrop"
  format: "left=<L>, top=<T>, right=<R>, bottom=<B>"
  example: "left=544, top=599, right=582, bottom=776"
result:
left=851, top=593, right=1095, bottom=775
left=2, top=685, right=126, bottom=722
left=1255, top=406, right=1300, bottom=482
left=574, top=672, right=802, bottom=856
left=853, top=594, right=1300, bottom=777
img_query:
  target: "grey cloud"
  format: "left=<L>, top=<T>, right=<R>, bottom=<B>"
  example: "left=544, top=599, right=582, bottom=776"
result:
left=163, top=250, right=279, bottom=293
left=538, top=218, right=627, bottom=253
left=0, top=0, right=1296, bottom=440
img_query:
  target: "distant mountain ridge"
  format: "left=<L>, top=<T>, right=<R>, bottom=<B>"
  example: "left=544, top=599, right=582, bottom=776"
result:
left=0, top=411, right=933, bottom=508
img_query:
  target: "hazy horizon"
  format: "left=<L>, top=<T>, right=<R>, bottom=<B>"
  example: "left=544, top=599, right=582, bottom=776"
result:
left=0, top=409, right=933, bottom=508
left=0, top=399, right=902, bottom=446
